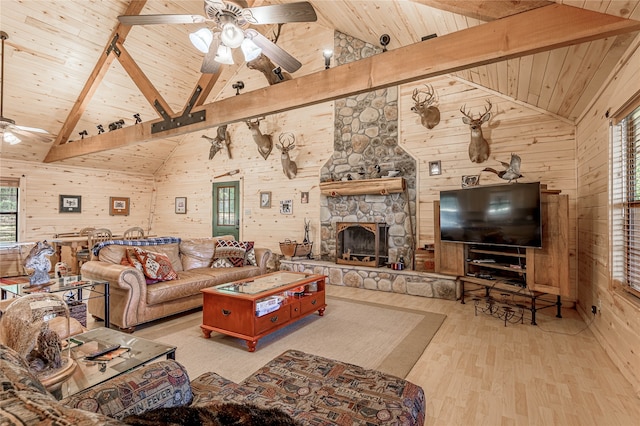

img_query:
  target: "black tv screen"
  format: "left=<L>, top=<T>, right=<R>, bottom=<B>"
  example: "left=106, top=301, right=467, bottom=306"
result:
left=440, top=182, right=542, bottom=248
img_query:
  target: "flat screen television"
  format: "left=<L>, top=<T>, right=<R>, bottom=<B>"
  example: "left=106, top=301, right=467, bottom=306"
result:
left=439, top=182, right=542, bottom=248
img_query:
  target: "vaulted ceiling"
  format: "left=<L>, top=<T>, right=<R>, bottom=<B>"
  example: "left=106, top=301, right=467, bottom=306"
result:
left=1, top=0, right=639, bottom=173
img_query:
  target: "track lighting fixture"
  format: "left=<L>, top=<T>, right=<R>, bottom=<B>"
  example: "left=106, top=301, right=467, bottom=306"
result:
left=323, top=49, right=333, bottom=69
left=79, top=130, right=88, bottom=139
left=108, top=119, right=125, bottom=131
left=380, top=34, right=390, bottom=52
left=97, top=125, right=105, bottom=134
left=133, top=113, right=141, bottom=124
left=273, top=67, right=284, bottom=81
left=232, top=81, right=244, bottom=96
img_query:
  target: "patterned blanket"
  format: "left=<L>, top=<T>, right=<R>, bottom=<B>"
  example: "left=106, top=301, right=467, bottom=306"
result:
left=92, top=237, right=182, bottom=255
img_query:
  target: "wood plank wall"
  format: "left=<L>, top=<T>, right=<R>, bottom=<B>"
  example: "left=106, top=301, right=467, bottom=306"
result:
left=575, top=36, right=640, bottom=393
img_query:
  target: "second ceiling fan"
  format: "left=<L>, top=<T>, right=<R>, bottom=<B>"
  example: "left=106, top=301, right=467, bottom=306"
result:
left=118, top=0, right=317, bottom=74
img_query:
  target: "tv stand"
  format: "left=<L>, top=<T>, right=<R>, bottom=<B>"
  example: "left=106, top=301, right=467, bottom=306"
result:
left=433, top=189, right=570, bottom=325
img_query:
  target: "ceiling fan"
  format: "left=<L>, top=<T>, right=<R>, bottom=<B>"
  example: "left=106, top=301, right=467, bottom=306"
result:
left=0, top=31, right=51, bottom=145
left=118, top=0, right=317, bottom=74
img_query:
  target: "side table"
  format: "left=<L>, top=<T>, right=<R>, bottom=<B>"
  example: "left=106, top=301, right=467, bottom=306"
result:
left=0, top=275, right=110, bottom=328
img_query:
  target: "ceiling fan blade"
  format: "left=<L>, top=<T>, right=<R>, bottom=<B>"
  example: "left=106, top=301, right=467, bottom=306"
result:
left=243, top=2, right=317, bottom=25
left=118, top=14, right=207, bottom=25
left=201, top=38, right=222, bottom=74
left=16, top=124, right=49, bottom=134
left=8, top=125, right=52, bottom=143
left=245, top=29, right=301, bottom=73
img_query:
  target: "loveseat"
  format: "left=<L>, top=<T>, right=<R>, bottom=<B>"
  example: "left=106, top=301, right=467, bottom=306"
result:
left=80, top=236, right=272, bottom=331
left=0, top=343, right=425, bottom=425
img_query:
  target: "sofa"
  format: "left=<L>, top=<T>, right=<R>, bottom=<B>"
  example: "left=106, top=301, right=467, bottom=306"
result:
left=80, top=236, right=272, bottom=331
left=0, top=343, right=426, bottom=425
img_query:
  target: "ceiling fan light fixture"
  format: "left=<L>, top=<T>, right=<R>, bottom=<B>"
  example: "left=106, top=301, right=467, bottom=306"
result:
left=189, top=28, right=214, bottom=53
left=220, top=22, right=244, bottom=48
left=241, top=38, right=262, bottom=62
left=214, top=44, right=234, bottom=65
left=3, top=131, right=21, bottom=145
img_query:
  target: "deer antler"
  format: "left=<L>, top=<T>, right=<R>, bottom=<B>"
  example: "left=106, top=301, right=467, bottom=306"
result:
left=412, top=85, right=435, bottom=106
left=278, top=132, right=296, bottom=150
left=460, top=104, right=474, bottom=120
left=480, top=99, right=492, bottom=121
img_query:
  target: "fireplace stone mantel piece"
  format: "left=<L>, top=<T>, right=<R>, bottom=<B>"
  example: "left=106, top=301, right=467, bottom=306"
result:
left=320, top=177, right=406, bottom=197
left=280, top=259, right=457, bottom=300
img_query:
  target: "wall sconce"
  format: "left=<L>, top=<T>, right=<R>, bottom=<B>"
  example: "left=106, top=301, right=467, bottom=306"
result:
left=108, top=119, right=125, bottom=131
left=380, top=34, right=390, bottom=52
left=78, top=130, right=88, bottom=139
left=133, top=113, right=141, bottom=124
left=232, top=81, right=244, bottom=96
left=273, top=67, right=284, bottom=81
left=97, top=124, right=105, bottom=134
left=323, top=49, right=333, bottom=69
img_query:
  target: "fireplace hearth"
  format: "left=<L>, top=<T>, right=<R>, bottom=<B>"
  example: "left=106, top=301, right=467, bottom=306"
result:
left=336, top=222, right=389, bottom=267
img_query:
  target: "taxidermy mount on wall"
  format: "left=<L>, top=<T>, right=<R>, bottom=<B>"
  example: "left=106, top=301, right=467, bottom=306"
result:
left=460, top=100, right=493, bottom=163
left=246, top=118, right=273, bottom=160
left=411, top=84, right=440, bottom=129
left=483, top=153, right=523, bottom=182
left=276, top=133, right=298, bottom=179
left=203, top=125, right=231, bottom=160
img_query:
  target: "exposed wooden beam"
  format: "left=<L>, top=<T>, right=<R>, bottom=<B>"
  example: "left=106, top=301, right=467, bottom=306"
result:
left=44, top=4, right=640, bottom=162
left=47, top=0, right=147, bottom=148
left=410, top=0, right=552, bottom=21
left=114, top=40, right=175, bottom=117
left=191, top=72, right=221, bottom=109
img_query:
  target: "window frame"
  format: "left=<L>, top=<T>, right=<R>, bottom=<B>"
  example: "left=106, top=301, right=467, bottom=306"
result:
left=0, top=179, right=20, bottom=243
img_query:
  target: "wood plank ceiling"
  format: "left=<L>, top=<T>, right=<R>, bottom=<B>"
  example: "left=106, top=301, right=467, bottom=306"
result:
left=1, top=0, right=639, bottom=174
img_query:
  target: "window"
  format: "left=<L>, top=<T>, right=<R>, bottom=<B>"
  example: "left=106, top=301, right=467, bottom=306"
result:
left=612, top=103, right=640, bottom=299
left=0, top=179, right=19, bottom=242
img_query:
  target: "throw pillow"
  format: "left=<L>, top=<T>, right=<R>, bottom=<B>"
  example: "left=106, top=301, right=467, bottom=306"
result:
left=212, top=240, right=249, bottom=268
left=123, top=250, right=161, bottom=284
left=244, top=241, right=257, bottom=266
left=133, top=247, right=178, bottom=281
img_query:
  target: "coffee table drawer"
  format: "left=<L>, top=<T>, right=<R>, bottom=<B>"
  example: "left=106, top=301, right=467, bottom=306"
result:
left=300, top=293, right=325, bottom=314
left=256, top=306, right=291, bottom=334
left=205, top=297, right=254, bottom=335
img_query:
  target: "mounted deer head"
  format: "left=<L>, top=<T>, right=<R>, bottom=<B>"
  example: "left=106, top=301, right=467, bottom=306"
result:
left=245, top=118, right=273, bottom=160
left=411, top=84, right=440, bottom=129
left=247, top=54, right=292, bottom=85
left=460, top=100, right=492, bottom=163
left=246, top=25, right=292, bottom=85
left=202, top=125, right=231, bottom=160
left=276, top=132, right=298, bottom=179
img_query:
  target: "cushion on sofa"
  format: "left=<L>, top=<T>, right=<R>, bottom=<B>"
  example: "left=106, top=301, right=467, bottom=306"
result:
left=179, top=236, right=236, bottom=270
left=212, top=240, right=253, bottom=267
left=133, top=247, right=178, bottom=281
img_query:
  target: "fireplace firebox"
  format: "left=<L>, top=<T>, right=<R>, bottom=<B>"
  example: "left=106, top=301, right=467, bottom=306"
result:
left=336, top=222, right=389, bottom=267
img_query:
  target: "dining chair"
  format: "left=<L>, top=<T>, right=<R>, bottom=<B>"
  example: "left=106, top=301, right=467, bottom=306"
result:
left=123, top=226, right=145, bottom=240
left=80, top=228, right=113, bottom=265
left=75, top=227, right=97, bottom=267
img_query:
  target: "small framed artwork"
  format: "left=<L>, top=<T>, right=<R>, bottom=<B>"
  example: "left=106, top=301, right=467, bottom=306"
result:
left=109, top=196, right=130, bottom=216
left=461, top=175, right=480, bottom=188
left=59, top=195, right=81, bottom=213
left=280, top=199, right=293, bottom=215
left=175, top=197, right=187, bottom=214
left=301, top=192, right=309, bottom=204
left=260, top=192, right=271, bottom=209
left=429, top=160, right=442, bottom=176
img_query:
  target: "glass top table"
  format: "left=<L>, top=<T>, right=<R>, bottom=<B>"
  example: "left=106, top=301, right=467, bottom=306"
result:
left=0, top=274, right=110, bottom=328
left=54, top=327, right=176, bottom=400
left=214, top=271, right=318, bottom=295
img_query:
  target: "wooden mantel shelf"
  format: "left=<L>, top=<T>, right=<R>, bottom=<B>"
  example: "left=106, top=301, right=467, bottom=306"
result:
left=320, top=177, right=406, bottom=197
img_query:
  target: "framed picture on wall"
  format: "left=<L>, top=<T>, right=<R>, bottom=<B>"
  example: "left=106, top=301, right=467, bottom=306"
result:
left=429, top=160, right=442, bottom=176
left=175, top=197, right=187, bottom=214
left=280, top=199, right=293, bottom=215
left=59, top=195, right=81, bottom=213
left=260, top=192, right=271, bottom=208
left=109, top=197, right=130, bottom=216
left=301, top=192, right=309, bottom=204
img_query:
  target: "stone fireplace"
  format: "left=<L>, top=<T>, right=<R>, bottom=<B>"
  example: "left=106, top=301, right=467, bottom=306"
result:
left=320, top=32, right=417, bottom=268
left=336, top=222, right=389, bottom=267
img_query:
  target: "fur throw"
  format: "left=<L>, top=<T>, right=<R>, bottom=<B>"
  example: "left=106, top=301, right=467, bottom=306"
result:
left=123, top=403, right=301, bottom=426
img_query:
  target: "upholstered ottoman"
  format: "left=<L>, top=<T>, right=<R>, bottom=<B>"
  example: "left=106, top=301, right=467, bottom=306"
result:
left=190, top=349, right=426, bottom=425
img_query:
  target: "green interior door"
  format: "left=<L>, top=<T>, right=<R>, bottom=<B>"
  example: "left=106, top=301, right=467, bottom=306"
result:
left=212, top=181, right=240, bottom=240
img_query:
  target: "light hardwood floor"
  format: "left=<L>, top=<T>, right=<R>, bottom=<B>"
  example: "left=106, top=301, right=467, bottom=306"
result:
left=326, top=285, right=640, bottom=426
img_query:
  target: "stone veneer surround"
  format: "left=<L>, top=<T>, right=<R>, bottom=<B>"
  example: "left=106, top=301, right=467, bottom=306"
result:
left=320, top=31, right=417, bottom=266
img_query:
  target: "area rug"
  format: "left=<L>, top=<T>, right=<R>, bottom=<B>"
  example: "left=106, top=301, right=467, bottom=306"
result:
left=134, top=296, right=446, bottom=382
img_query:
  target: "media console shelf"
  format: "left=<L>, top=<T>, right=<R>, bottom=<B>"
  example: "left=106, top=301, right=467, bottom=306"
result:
left=433, top=188, right=570, bottom=325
